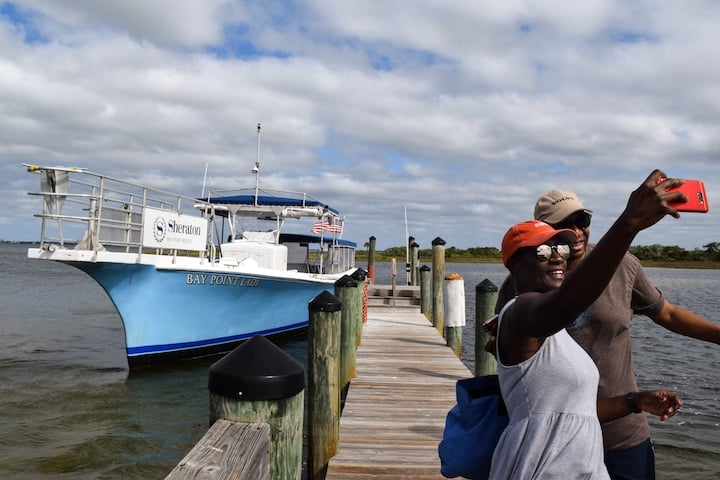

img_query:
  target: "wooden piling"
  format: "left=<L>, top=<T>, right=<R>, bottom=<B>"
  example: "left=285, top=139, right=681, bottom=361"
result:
left=431, top=237, right=446, bottom=335
left=350, top=268, right=368, bottom=341
left=406, top=235, right=415, bottom=285
left=419, top=265, right=431, bottom=321
left=335, top=275, right=359, bottom=391
left=475, top=279, right=498, bottom=376
left=391, top=258, right=397, bottom=297
left=307, top=290, right=342, bottom=480
left=410, top=241, right=420, bottom=286
left=367, top=236, right=376, bottom=283
left=444, top=272, right=465, bottom=358
left=208, top=336, right=305, bottom=480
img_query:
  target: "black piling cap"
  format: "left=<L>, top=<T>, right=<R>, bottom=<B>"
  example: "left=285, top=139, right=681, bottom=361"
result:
left=476, top=278, right=498, bottom=293
left=335, top=274, right=358, bottom=288
left=309, top=290, right=342, bottom=312
left=420, top=265, right=431, bottom=272
left=350, top=268, right=367, bottom=282
left=432, top=237, right=446, bottom=246
left=208, top=335, right=305, bottom=401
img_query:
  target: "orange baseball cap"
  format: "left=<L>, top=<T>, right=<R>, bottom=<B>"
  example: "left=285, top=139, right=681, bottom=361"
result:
left=501, top=220, right=576, bottom=266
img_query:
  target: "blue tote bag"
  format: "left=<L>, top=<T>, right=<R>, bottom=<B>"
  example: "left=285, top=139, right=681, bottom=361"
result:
left=438, top=374, right=509, bottom=479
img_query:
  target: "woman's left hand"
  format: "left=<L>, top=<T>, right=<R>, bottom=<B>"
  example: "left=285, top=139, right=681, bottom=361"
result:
left=635, top=390, right=683, bottom=421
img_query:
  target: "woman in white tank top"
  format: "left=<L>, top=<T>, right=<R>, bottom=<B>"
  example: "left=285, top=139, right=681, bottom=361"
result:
left=489, top=170, right=683, bottom=479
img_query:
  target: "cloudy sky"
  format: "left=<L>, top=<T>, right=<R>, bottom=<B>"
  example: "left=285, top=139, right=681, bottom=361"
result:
left=2, top=1, right=719, bottom=251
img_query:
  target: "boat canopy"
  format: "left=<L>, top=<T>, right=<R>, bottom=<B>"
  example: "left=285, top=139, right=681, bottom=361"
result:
left=196, top=193, right=340, bottom=220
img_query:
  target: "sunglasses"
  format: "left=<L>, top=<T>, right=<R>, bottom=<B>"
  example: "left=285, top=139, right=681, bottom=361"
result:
left=551, top=210, right=592, bottom=230
left=535, top=244, right=570, bottom=262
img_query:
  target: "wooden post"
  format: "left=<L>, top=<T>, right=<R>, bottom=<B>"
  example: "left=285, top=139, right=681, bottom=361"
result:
left=419, top=265, right=431, bottom=321
left=475, top=279, right=498, bottom=377
left=406, top=235, right=415, bottom=285
left=208, top=336, right=305, bottom=480
left=367, top=236, right=376, bottom=283
left=350, top=268, right=368, bottom=342
left=444, top=272, right=465, bottom=358
left=307, top=290, right=342, bottom=480
left=431, top=237, right=446, bottom=335
left=335, top=275, right=358, bottom=391
left=391, top=258, right=397, bottom=297
left=410, top=241, right=420, bottom=286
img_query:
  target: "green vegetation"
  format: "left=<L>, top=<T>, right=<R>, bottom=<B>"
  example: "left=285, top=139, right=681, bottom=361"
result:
left=357, top=242, right=720, bottom=269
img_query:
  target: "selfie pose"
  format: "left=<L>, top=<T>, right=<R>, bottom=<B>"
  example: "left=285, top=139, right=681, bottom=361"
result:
left=489, top=170, right=682, bottom=479
left=495, top=183, right=720, bottom=479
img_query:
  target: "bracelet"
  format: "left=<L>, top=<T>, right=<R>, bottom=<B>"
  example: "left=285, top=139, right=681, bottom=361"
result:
left=625, top=392, right=641, bottom=414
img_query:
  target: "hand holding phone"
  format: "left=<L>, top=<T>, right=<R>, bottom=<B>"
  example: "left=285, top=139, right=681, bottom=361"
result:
left=666, top=179, right=709, bottom=213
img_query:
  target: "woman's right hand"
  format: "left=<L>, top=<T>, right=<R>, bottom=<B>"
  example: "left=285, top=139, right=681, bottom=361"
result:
left=620, top=170, right=686, bottom=233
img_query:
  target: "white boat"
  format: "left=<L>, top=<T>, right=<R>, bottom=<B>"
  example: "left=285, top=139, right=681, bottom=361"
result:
left=23, top=140, right=356, bottom=368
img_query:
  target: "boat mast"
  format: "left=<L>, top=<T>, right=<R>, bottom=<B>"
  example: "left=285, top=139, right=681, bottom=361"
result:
left=253, top=123, right=261, bottom=206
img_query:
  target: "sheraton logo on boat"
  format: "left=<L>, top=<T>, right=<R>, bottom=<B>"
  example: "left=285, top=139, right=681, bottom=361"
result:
left=142, top=207, right=208, bottom=251
left=152, top=217, right=167, bottom=242
left=154, top=218, right=203, bottom=241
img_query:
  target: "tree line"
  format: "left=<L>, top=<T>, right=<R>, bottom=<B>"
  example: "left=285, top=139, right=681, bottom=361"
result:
left=361, top=242, right=720, bottom=264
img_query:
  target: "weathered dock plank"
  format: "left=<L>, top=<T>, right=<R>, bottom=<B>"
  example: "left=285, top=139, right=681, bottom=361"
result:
left=165, top=419, right=270, bottom=480
left=325, top=307, right=472, bottom=479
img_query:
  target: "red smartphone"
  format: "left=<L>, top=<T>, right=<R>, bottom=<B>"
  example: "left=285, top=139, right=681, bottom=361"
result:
left=667, top=179, right=709, bottom=213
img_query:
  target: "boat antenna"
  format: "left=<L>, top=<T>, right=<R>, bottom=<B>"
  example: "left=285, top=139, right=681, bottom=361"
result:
left=201, top=160, right=209, bottom=198
left=253, top=122, right=261, bottom=206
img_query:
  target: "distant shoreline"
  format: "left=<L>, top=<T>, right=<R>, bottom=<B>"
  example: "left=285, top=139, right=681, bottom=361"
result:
left=357, top=255, right=720, bottom=270
left=8, top=242, right=718, bottom=269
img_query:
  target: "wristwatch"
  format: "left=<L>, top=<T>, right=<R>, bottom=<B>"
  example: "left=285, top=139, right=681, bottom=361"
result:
left=625, top=392, right=641, bottom=414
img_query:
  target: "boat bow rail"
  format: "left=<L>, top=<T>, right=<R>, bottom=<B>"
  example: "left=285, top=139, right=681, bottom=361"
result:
left=25, top=164, right=216, bottom=261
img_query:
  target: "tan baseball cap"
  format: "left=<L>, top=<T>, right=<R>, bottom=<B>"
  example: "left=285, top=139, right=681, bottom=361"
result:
left=534, top=189, right=592, bottom=225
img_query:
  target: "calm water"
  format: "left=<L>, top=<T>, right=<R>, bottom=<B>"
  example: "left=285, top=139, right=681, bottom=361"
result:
left=1, top=244, right=718, bottom=479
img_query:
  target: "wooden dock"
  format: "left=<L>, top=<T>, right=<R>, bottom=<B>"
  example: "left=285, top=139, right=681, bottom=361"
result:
left=325, top=295, right=472, bottom=479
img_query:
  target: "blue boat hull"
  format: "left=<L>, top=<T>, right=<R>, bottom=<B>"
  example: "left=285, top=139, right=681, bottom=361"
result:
left=68, top=262, right=336, bottom=367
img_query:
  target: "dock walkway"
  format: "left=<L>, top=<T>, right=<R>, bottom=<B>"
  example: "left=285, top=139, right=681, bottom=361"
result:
left=325, top=297, right=472, bottom=479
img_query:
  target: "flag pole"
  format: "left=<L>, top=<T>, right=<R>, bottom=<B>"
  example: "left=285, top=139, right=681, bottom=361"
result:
left=253, top=123, right=261, bottom=206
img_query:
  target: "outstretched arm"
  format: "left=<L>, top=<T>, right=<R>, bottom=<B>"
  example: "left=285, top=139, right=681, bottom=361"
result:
left=598, top=390, right=682, bottom=423
left=652, top=301, right=720, bottom=344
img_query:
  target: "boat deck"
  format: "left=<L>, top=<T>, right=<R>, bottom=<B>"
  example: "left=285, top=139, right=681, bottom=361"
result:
left=325, top=301, right=472, bottom=479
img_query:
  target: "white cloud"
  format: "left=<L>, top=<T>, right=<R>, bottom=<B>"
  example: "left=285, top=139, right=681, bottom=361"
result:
left=1, top=0, right=719, bottom=251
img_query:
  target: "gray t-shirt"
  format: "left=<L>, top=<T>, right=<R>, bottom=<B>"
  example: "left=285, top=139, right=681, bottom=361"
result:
left=568, top=246, right=665, bottom=451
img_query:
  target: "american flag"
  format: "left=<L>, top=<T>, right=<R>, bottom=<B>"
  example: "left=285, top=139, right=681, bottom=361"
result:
left=312, top=218, right=343, bottom=234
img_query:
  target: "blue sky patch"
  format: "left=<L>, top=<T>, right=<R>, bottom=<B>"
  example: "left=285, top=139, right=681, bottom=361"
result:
left=1, top=2, right=48, bottom=44
left=206, top=24, right=290, bottom=59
